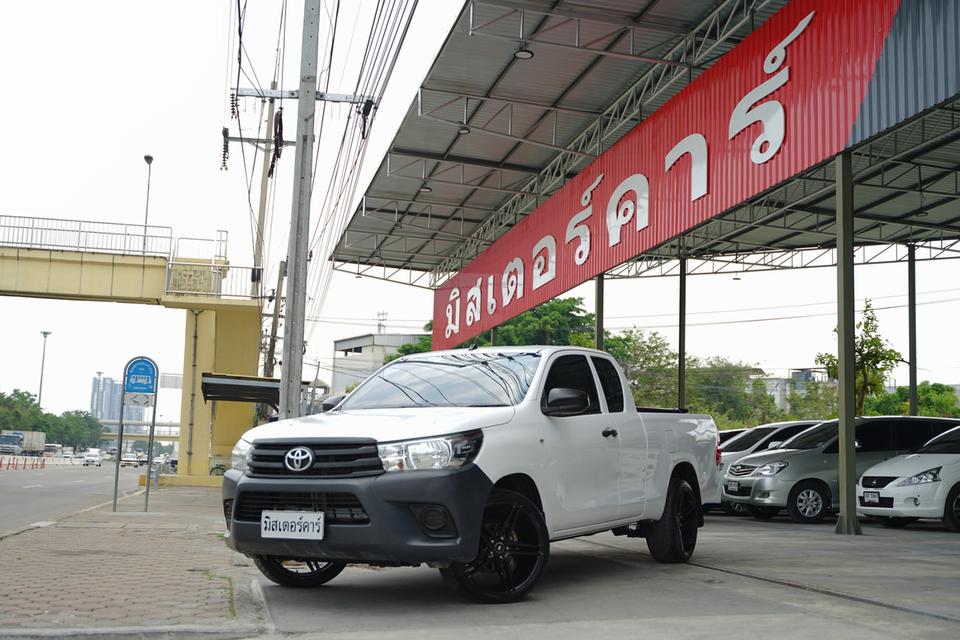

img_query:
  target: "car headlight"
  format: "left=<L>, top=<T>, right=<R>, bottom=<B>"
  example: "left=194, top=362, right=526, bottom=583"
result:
left=231, top=439, right=254, bottom=472
left=378, top=431, right=482, bottom=472
left=896, top=467, right=941, bottom=487
left=753, top=461, right=789, bottom=476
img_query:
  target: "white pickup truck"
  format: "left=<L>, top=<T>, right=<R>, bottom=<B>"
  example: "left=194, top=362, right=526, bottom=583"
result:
left=223, top=346, right=719, bottom=602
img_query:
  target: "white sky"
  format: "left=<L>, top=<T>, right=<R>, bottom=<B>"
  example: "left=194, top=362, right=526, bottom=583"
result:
left=1, top=1, right=958, bottom=417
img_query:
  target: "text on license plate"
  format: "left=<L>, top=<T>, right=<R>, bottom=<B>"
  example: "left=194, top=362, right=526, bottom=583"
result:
left=863, top=491, right=880, bottom=504
left=260, top=510, right=325, bottom=540
left=727, top=481, right=740, bottom=492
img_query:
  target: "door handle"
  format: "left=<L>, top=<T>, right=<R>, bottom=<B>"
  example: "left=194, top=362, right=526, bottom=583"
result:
left=602, top=428, right=618, bottom=438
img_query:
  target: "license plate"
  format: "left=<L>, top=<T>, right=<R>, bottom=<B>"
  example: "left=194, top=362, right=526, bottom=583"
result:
left=726, top=481, right=740, bottom=492
left=863, top=491, right=880, bottom=505
left=260, top=510, right=325, bottom=540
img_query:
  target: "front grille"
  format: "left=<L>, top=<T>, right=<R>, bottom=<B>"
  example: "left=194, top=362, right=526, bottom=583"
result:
left=861, top=476, right=898, bottom=489
left=728, top=464, right=756, bottom=478
left=235, top=491, right=369, bottom=524
left=859, top=496, right=894, bottom=508
left=724, top=485, right=752, bottom=497
left=248, top=439, right=383, bottom=478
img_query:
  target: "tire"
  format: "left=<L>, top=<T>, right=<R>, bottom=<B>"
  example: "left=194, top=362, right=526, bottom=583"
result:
left=646, top=476, right=699, bottom=563
left=943, top=483, right=960, bottom=533
left=746, top=505, right=779, bottom=520
left=877, top=516, right=917, bottom=529
left=440, top=489, right=549, bottom=604
left=721, top=500, right=748, bottom=516
left=252, top=556, right=346, bottom=588
left=787, top=480, right=830, bottom=524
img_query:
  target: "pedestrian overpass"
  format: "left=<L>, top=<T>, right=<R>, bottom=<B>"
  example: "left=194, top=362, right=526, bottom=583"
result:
left=0, top=215, right=261, bottom=479
left=100, top=420, right=181, bottom=444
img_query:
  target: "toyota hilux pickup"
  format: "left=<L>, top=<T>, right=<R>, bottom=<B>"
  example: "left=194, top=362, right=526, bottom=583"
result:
left=222, top=346, right=719, bottom=602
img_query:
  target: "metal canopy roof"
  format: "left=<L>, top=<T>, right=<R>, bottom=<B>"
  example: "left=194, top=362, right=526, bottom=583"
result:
left=333, top=0, right=960, bottom=289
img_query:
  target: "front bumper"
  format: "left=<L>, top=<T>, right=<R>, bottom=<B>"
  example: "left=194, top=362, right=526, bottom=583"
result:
left=722, top=475, right=792, bottom=508
left=856, top=481, right=946, bottom=519
left=222, top=464, right=493, bottom=564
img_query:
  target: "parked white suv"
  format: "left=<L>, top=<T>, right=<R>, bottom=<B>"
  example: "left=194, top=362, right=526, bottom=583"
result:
left=858, top=425, right=960, bottom=531
left=223, top=347, right=720, bottom=602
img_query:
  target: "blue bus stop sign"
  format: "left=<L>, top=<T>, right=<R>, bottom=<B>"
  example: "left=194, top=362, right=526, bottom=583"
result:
left=124, top=357, right=158, bottom=395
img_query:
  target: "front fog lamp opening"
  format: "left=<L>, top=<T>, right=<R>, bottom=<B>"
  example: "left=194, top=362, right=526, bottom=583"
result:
left=411, top=504, right=458, bottom=538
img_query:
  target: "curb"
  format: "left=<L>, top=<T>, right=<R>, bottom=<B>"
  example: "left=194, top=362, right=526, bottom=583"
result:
left=0, top=623, right=269, bottom=640
left=0, top=488, right=144, bottom=541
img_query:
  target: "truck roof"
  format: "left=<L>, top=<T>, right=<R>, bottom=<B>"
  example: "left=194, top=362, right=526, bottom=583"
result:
left=401, top=345, right=613, bottom=360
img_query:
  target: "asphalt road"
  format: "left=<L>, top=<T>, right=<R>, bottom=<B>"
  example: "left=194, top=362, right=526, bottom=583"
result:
left=0, top=462, right=142, bottom=536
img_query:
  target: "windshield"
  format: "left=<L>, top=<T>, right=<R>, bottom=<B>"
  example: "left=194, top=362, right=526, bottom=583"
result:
left=915, top=426, right=960, bottom=454
left=780, top=421, right=837, bottom=450
left=341, top=352, right=541, bottom=410
left=721, top=427, right=778, bottom=452
left=0, top=435, right=19, bottom=445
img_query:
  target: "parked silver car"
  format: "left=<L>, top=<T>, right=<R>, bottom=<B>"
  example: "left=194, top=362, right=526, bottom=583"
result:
left=723, top=416, right=960, bottom=523
left=708, top=421, right=819, bottom=515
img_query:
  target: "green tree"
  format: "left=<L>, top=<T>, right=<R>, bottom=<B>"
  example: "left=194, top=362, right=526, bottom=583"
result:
left=816, top=300, right=902, bottom=414
left=495, top=297, right=594, bottom=346
left=786, top=380, right=838, bottom=421
left=607, top=329, right=678, bottom=409
left=864, top=381, right=960, bottom=418
left=748, top=379, right=783, bottom=424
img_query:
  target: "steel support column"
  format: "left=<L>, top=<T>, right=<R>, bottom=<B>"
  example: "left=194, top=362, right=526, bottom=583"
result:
left=678, top=257, right=687, bottom=410
left=835, top=152, right=862, bottom=535
left=908, top=245, right=918, bottom=415
left=595, top=274, right=605, bottom=351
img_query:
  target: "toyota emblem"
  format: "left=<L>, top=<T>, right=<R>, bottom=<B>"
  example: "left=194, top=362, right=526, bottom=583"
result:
left=284, top=447, right=314, bottom=472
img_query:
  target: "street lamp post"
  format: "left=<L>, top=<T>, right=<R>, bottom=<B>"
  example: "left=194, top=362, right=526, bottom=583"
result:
left=38, top=331, right=52, bottom=409
left=142, top=154, right=154, bottom=253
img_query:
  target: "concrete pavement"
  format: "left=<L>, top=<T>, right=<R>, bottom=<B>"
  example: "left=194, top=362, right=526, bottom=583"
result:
left=0, top=487, right=269, bottom=639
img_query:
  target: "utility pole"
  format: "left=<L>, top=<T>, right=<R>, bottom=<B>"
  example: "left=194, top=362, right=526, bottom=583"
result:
left=253, top=81, right=278, bottom=301
left=279, top=0, right=322, bottom=419
left=377, top=311, right=387, bottom=334
left=264, top=260, right=286, bottom=378
left=38, top=331, right=52, bottom=409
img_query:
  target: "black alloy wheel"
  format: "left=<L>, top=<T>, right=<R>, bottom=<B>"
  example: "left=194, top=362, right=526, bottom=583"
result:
left=877, top=516, right=917, bottom=528
left=646, top=476, right=699, bottom=563
left=440, top=489, right=549, bottom=603
left=943, top=484, right=960, bottom=533
left=745, top=505, right=779, bottom=520
left=252, top=556, right=347, bottom=587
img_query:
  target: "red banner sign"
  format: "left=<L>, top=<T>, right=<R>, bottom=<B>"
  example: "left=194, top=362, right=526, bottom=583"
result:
left=433, top=0, right=900, bottom=349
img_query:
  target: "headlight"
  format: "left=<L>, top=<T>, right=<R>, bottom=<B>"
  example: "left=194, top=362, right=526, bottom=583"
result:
left=378, top=431, right=482, bottom=472
left=753, top=461, right=789, bottom=476
left=231, top=439, right=254, bottom=472
left=896, top=467, right=941, bottom=487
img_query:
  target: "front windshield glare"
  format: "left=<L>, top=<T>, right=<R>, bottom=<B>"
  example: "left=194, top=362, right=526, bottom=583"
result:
left=779, top=421, right=837, bottom=450
left=916, top=426, right=960, bottom=454
left=341, top=352, right=541, bottom=410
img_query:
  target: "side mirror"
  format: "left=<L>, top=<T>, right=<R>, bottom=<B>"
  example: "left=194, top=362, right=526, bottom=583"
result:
left=543, top=388, right=590, bottom=417
left=854, top=439, right=862, bottom=449
left=766, top=441, right=783, bottom=450
left=321, top=395, right=346, bottom=412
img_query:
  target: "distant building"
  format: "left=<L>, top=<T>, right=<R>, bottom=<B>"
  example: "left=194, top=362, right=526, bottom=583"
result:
left=89, top=376, right=144, bottom=422
left=762, top=369, right=831, bottom=413
left=331, top=333, right=427, bottom=395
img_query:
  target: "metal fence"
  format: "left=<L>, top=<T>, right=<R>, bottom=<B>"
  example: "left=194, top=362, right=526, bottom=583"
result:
left=0, top=215, right=173, bottom=257
left=165, top=262, right=258, bottom=299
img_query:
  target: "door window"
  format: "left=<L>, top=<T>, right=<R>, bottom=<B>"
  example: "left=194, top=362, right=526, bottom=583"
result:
left=591, top=357, right=625, bottom=413
left=891, top=420, right=934, bottom=451
left=541, top=355, right=601, bottom=415
left=854, top=421, right=895, bottom=452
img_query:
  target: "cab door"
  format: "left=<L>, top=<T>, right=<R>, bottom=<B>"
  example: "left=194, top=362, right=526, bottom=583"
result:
left=540, top=353, right=621, bottom=533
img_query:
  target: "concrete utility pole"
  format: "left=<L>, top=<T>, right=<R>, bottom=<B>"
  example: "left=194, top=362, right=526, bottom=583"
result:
left=253, top=81, right=278, bottom=301
left=142, top=155, right=154, bottom=253
left=280, top=0, right=322, bottom=419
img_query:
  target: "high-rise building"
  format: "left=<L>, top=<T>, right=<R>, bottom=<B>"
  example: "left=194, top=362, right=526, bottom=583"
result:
left=89, top=375, right=144, bottom=422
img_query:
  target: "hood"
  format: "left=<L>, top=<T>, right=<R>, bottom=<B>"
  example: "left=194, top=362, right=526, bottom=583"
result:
left=241, top=405, right=516, bottom=444
left=862, top=453, right=960, bottom=478
left=732, top=448, right=809, bottom=468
